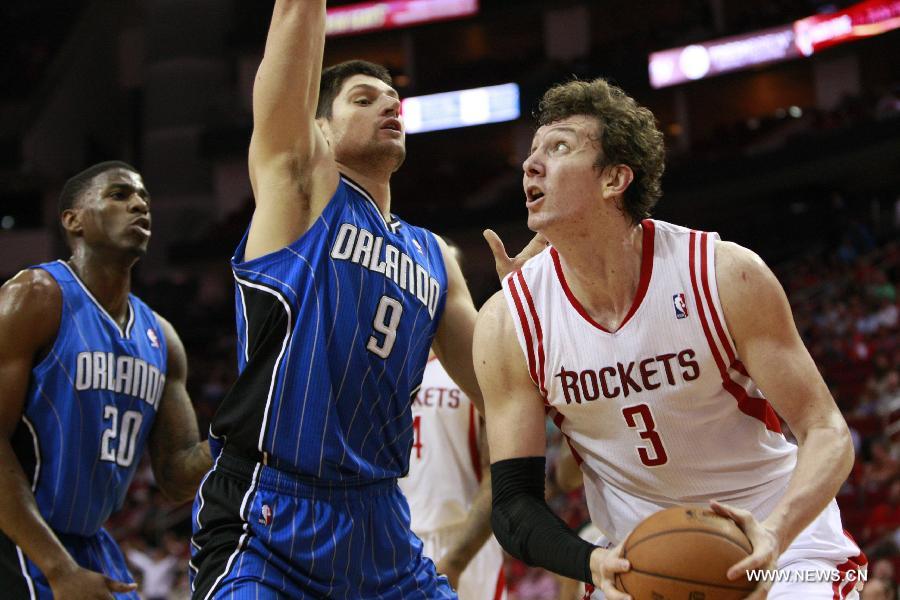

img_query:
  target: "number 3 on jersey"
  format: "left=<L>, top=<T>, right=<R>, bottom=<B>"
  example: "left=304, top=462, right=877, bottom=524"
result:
left=367, top=295, right=403, bottom=358
left=622, top=404, right=668, bottom=467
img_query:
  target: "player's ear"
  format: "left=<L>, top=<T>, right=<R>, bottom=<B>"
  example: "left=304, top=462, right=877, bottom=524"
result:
left=316, top=118, right=333, bottom=149
left=602, top=164, right=634, bottom=198
left=60, top=208, right=83, bottom=237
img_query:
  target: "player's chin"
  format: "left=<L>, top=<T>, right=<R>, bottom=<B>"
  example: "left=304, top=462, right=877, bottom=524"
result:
left=376, top=141, right=406, bottom=170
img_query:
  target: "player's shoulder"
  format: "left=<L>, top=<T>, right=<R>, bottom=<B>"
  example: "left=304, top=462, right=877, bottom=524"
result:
left=714, top=240, right=771, bottom=284
left=0, top=267, right=62, bottom=317
left=475, top=291, right=514, bottom=337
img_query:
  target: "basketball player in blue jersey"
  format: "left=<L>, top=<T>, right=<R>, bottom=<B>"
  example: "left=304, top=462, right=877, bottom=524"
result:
left=188, top=1, right=501, bottom=598
left=0, top=161, right=212, bottom=599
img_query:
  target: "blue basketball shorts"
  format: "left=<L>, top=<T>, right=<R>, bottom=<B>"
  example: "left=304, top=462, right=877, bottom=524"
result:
left=190, top=451, right=457, bottom=599
left=0, top=528, right=138, bottom=599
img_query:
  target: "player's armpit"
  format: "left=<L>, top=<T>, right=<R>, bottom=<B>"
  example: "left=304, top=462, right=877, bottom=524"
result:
left=245, top=0, right=338, bottom=261
left=147, top=314, right=211, bottom=502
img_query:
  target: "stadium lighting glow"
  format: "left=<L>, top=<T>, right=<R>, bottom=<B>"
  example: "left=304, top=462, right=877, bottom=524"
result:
left=401, top=83, right=520, bottom=134
left=326, top=0, right=479, bottom=37
left=648, top=0, right=900, bottom=88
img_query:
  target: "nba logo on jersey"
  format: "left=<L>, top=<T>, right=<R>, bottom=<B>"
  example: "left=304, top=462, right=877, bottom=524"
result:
left=258, top=504, right=273, bottom=526
left=673, top=293, right=688, bottom=319
left=147, top=328, right=160, bottom=348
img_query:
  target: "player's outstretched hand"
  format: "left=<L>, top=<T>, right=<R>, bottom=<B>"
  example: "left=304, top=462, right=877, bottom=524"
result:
left=48, top=563, right=137, bottom=599
left=483, top=229, right=548, bottom=280
left=589, top=542, right=632, bottom=600
left=710, top=500, right=778, bottom=599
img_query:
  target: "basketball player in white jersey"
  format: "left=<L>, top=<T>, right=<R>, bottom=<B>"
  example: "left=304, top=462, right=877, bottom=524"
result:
left=399, top=352, right=507, bottom=600
left=473, top=78, right=865, bottom=600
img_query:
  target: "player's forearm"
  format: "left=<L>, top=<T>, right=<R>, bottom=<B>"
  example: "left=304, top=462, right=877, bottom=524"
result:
left=762, top=424, right=854, bottom=554
left=153, top=440, right=211, bottom=502
left=252, top=0, right=326, bottom=157
left=0, top=439, right=77, bottom=580
left=492, top=457, right=596, bottom=583
left=441, top=471, right=494, bottom=571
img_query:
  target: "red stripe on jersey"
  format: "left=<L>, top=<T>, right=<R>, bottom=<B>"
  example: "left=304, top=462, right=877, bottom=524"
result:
left=468, top=403, right=482, bottom=483
left=493, top=565, right=506, bottom=600
left=516, top=270, right=548, bottom=396
left=699, top=234, right=781, bottom=432
left=507, top=273, right=541, bottom=392
left=699, top=235, right=738, bottom=365
left=583, top=584, right=595, bottom=600
left=547, top=407, right=584, bottom=465
left=833, top=556, right=862, bottom=600
left=550, top=220, right=655, bottom=333
left=690, top=232, right=781, bottom=433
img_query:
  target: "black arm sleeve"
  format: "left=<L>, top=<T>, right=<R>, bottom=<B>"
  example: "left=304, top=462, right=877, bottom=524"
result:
left=491, top=456, right=596, bottom=584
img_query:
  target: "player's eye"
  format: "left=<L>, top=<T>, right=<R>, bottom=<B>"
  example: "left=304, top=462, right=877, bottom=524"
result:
left=552, top=141, right=569, bottom=153
left=355, top=98, right=371, bottom=105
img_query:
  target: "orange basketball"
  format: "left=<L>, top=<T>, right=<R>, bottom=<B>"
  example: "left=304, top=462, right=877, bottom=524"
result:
left=616, top=506, right=757, bottom=600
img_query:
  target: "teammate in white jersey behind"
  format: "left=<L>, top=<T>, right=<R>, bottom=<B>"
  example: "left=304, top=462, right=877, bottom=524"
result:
left=473, top=78, right=865, bottom=599
left=399, top=352, right=507, bottom=600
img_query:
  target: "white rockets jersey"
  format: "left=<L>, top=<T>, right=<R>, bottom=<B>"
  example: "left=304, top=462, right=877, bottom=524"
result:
left=502, top=219, right=799, bottom=544
left=400, top=357, right=485, bottom=533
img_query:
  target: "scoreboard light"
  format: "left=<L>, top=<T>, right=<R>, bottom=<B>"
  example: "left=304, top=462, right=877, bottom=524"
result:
left=401, top=83, right=520, bottom=134
left=648, top=0, right=900, bottom=88
left=326, top=0, right=479, bottom=37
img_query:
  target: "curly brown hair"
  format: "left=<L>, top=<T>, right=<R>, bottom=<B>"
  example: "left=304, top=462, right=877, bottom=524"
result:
left=537, top=78, right=665, bottom=223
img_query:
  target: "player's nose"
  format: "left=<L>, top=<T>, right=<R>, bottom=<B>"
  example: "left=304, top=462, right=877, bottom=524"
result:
left=522, top=152, right=543, bottom=177
left=128, top=193, right=149, bottom=214
left=380, top=95, right=401, bottom=118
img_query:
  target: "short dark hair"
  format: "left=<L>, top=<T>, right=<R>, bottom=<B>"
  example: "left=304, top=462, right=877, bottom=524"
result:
left=316, top=60, right=393, bottom=119
left=59, top=160, right=139, bottom=216
left=537, top=78, right=665, bottom=224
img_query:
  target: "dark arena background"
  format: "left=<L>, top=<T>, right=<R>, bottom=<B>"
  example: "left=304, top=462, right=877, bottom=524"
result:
left=1, top=0, right=898, bottom=597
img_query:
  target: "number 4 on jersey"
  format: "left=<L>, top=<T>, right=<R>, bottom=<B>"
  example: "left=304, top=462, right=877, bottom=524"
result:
left=367, top=295, right=403, bottom=358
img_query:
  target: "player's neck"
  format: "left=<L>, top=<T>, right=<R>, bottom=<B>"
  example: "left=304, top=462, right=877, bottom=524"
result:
left=551, top=218, right=645, bottom=331
left=337, top=163, right=393, bottom=219
left=67, top=250, right=135, bottom=325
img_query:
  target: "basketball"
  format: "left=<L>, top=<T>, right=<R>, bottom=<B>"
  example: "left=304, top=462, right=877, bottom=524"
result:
left=616, top=506, right=757, bottom=600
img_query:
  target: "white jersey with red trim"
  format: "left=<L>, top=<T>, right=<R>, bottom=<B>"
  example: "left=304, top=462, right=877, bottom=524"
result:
left=501, top=219, right=852, bottom=558
left=400, top=357, right=486, bottom=533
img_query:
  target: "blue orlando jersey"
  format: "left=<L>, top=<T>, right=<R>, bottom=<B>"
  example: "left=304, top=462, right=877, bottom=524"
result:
left=13, top=261, right=166, bottom=536
left=215, top=175, right=448, bottom=482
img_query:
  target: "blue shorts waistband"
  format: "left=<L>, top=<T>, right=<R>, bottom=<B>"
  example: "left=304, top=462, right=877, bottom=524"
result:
left=215, top=450, right=399, bottom=498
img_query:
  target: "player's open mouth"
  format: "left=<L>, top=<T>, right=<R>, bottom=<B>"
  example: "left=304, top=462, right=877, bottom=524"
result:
left=526, top=186, right=545, bottom=203
left=131, top=217, right=151, bottom=235
left=380, top=119, right=402, bottom=132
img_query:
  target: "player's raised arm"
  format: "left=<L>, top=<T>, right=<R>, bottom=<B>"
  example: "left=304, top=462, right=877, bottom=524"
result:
left=710, top=241, right=855, bottom=591
left=246, top=0, right=338, bottom=260
left=147, top=315, right=211, bottom=503
left=0, top=271, right=135, bottom=599
left=474, top=293, right=630, bottom=599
